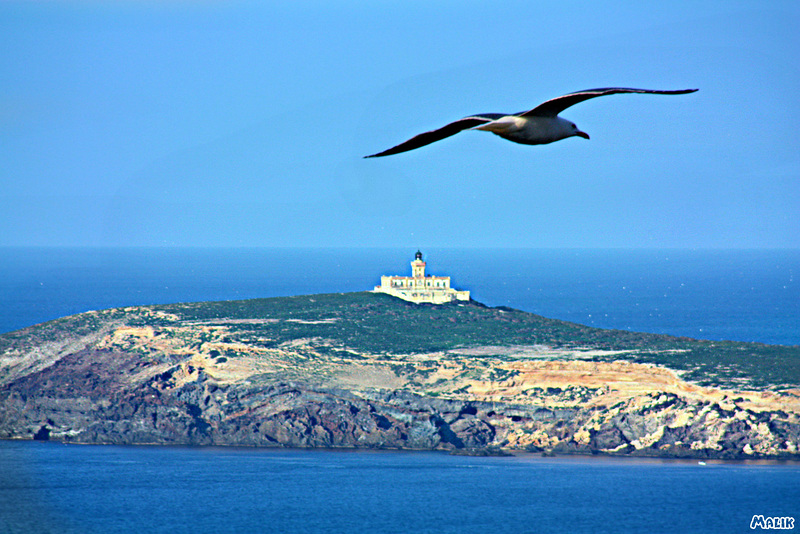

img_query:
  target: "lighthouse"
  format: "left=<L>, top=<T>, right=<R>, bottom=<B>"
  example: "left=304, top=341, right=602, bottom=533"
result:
left=411, top=250, right=425, bottom=279
left=372, top=251, right=470, bottom=304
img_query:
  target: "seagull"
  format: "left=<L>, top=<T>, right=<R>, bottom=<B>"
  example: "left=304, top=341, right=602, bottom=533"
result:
left=364, top=87, right=698, bottom=158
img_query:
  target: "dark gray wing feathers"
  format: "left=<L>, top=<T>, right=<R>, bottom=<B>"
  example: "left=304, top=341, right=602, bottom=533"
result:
left=520, top=87, right=698, bottom=118
left=364, top=115, right=497, bottom=158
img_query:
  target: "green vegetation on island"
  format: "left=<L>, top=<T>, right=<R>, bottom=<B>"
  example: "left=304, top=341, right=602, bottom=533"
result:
left=3, top=291, right=798, bottom=390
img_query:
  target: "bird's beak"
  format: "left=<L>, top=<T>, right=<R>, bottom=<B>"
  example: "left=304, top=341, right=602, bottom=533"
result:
left=576, top=130, right=590, bottom=140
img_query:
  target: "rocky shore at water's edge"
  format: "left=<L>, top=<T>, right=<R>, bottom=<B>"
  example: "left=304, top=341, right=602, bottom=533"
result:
left=1, top=292, right=799, bottom=460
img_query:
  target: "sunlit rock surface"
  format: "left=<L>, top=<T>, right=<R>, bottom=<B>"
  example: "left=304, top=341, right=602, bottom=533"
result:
left=2, top=292, right=798, bottom=459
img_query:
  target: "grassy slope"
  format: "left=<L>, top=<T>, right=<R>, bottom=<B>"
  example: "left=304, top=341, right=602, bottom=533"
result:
left=2, top=291, right=799, bottom=390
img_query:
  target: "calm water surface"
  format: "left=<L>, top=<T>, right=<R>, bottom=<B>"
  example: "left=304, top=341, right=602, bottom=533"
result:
left=1, top=441, right=798, bottom=534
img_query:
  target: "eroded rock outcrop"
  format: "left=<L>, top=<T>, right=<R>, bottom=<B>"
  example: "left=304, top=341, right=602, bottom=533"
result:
left=2, top=294, right=799, bottom=459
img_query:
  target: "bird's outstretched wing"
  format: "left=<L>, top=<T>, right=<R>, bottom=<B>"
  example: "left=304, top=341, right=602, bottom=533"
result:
left=364, top=114, right=505, bottom=158
left=520, top=87, right=698, bottom=118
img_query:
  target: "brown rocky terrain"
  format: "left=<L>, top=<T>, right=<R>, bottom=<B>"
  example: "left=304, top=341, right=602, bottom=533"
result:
left=1, top=292, right=798, bottom=458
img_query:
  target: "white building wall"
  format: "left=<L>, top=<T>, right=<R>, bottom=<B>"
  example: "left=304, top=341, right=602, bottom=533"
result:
left=373, top=254, right=469, bottom=304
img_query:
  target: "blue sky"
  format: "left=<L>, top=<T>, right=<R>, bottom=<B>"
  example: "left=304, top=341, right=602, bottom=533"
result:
left=1, top=1, right=798, bottom=248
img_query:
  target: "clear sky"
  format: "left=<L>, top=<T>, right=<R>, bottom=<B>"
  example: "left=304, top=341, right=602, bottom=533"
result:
left=1, top=1, right=798, bottom=248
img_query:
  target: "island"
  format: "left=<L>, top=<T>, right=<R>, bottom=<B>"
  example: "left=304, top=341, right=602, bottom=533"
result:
left=1, top=292, right=798, bottom=459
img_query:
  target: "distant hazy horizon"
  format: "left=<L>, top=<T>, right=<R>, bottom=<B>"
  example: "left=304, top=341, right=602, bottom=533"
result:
left=2, top=247, right=797, bottom=345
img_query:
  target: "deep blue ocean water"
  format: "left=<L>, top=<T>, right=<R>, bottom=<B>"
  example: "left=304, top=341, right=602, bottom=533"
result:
left=1, top=247, right=799, bottom=533
left=1, top=247, right=797, bottom=345
left=1, top=441, right=799, bottom=534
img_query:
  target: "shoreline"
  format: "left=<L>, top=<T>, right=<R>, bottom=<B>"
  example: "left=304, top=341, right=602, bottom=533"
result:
left=5, top=438, right=800, bottom=467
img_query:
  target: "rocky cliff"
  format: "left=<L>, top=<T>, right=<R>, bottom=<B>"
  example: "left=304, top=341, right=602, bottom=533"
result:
left=1, top=292, right=799, bottom=459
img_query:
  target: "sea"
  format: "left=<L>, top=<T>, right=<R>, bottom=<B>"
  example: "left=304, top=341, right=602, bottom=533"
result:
left=1, top=247, right=799, bottom=533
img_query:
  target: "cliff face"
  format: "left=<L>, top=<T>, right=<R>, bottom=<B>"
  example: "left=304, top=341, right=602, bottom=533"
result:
left=1, top=292, right=799, bottom=459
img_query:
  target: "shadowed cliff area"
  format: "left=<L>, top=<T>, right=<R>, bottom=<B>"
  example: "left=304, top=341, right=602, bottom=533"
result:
left=1, top=292, right=799, bottom=458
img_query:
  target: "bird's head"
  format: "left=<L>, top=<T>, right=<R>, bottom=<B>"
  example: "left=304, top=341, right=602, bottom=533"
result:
left=550, top=117, right=589, bottom=142
left=569, top=121, right=590, bottom=140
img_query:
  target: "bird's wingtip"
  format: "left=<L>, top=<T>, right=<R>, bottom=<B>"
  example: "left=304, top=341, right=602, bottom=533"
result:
left=659, top=88, right=699, bottom=94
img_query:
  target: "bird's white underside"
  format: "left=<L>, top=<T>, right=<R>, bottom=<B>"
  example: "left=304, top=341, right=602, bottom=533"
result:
left=473, top=115, right=575, bottom=145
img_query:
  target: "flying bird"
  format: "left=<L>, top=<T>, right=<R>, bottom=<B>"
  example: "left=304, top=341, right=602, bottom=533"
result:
left=364, top=87, right=698, bottom=158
